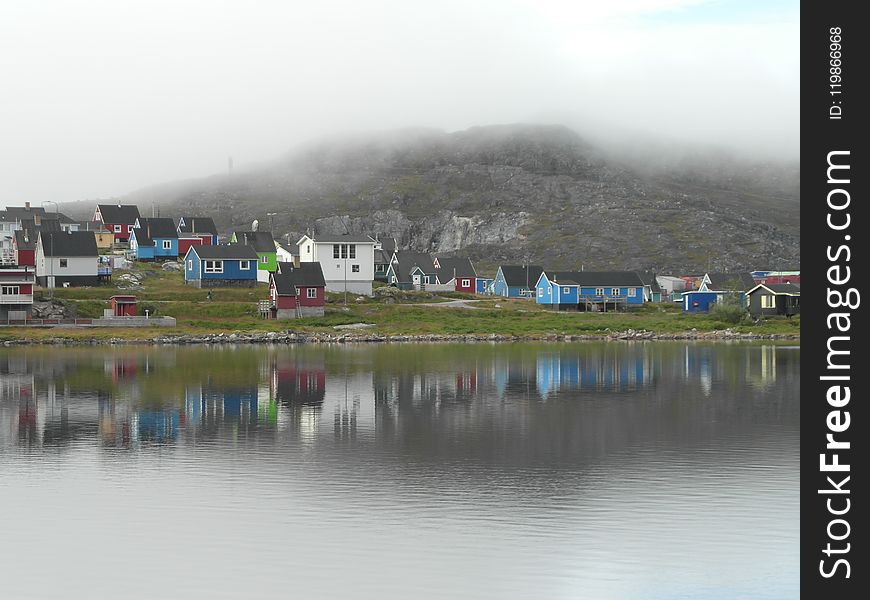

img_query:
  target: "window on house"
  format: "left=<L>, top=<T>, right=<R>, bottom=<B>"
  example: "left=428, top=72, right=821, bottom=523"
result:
left=538, top=288, right=543, bottom=297
left=562, top=286, right=570, bottom=294
left=595, top=288, right=604, bottom=296
left=611, top=288, right=621, bottom=296
left=462, top=279, right=471, bottom=287
left=349, top=244, right=356, bottom=259
left=375, top=264, right=385, bottom=272
left=1, top=285, right=20, bottom=295
left=306, top=245, right=310, bottom=254
left=162, top=240, right=172, bottom=250
left=59, top=259, right=68, bottom=268
left=424, top=276, right=430, bottom=284
left=239, top=260, right=250, bottom=270
left=204, top=260, right=223, bottom=273
left=761, top=295, right=775, bottom=308
left=187, top=260, right=193, bottom=270
left=351, top=264, right=360, bottom=273
left=307, top=288, right=317, bottom=299
left=260, top=255, right=268, bottom=264
left=113, top=225, right=122, bottom=233
left=628, top=288, right=637, bottom=297
left=128, top=225, right=134, bottom=232
left=333, top=244, right=340, bottom=259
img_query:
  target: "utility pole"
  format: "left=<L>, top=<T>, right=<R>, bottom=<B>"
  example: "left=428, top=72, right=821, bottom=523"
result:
left=267, top=212, right=277, bottom=233
left=42, top=201, right=59, bottom=297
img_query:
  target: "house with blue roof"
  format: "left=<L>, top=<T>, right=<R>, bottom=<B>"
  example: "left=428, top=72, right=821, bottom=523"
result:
left=536, top=271, right=645, bottom=311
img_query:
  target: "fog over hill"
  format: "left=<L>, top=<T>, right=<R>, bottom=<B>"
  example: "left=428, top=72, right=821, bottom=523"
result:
left=61, top=124, right=799, bottom=273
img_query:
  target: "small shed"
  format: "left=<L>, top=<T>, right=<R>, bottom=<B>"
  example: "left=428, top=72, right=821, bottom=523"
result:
left=110, top=295, right=138, bottom=317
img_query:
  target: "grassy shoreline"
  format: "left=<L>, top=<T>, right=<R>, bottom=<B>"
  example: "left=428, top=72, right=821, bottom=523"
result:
left=3, top=264, right=799, bottom=344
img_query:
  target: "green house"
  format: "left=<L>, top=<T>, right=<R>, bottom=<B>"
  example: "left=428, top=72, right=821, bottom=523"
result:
left=230, top=231, right=277, bottom=273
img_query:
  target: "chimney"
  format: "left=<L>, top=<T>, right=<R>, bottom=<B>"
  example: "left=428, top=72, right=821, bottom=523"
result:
left=34, top=214, right=41, bottom=226
left=25, top=201, right=31, bottom=210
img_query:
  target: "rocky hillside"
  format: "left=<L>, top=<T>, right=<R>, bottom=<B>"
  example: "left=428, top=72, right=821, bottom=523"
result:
left=92, top=125, right=801, bottom=273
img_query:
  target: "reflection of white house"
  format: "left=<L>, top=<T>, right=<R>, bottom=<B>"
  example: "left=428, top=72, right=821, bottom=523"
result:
left=296, top=234, right=377, bottom=295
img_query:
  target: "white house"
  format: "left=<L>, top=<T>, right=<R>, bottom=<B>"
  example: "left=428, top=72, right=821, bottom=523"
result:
left=296, top=234, right=377, bottom=295
left=35, top=231, right=99, bottom=287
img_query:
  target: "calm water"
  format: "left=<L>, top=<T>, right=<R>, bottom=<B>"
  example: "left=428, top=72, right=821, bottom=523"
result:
left=0, top=342, right=799, bottom=599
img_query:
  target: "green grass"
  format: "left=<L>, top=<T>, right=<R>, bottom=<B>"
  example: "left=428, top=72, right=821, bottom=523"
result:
left=8, top=262, right=799, bottom=341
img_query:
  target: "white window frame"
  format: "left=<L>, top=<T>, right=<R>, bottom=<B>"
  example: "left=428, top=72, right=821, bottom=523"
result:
left=1, top=285, right=20, bottom=295
left=628, top=287, right=637, bottom=297
left=538, top=288, right=543, bottom=297
left=187, top=260, right=193, bottom=270
left=423, top=275, right=430, bottom=284
left=239, top=260, right=250, bottom=270
left=260, top=255, right=268, bottom=264
left=611, top=288, right=621, bottom=296
left=307, top=287, right=317, bottom=299
left=562, top=286, right=571, bottom=294
left=162, top=240, right=172, bottom=250
left=595, top=287, right=604, bottom=296
left=461, top=279, right=471, bottom=287
left=761, top=295, right=775, bottom=309
left=351, top=264, right=360, bottom=273
left=204, top=260, right=223, bottom=273
left=113, top=224, right=122, bottom=233
left=348, top=244, right=356, bottom=259
left=127, top=225, right=134, bottom=233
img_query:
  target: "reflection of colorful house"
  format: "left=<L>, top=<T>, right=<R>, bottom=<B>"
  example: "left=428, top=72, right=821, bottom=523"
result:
left=536, top=351, right=651, bottom=398
left=272, top=359, right=326, bottom=406
left=135, top=410, right=180, bottom=443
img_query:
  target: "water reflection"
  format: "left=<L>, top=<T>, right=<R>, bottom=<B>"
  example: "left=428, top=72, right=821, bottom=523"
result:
left=0, top=343, right=799, bottom=600
left=1, top=343, right=799, bottom=455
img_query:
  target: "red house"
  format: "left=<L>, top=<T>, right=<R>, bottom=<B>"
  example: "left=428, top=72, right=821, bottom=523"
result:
left=12, top=230, right=36, bottom=267
left=94, top=204, right=141, bottom=243
left=0, top=267, right=35, bottom=321
left=267, top=262, right=325, bottom=319
left=110, top=295, right=138, bottom=317
left=434, top=257, right=477, bottom=293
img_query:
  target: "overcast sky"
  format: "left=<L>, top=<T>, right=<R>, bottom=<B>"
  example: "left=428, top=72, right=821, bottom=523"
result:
left=1, top=0, right=799, bottom=206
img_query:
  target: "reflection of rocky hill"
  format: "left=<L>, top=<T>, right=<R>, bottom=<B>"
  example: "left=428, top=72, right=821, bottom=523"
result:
left=82, top=124, right=799, bottom=273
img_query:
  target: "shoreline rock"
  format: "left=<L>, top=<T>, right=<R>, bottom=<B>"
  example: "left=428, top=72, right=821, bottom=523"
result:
left=1, top=329, right=800, bottom=346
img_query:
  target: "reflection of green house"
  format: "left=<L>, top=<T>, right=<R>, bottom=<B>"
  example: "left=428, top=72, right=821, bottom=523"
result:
left=230, top=231, right=277, bottom=275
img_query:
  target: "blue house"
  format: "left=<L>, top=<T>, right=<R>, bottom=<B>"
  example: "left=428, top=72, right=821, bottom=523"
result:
left=683, top=272, right=757, bottom=312
left=184, top=244, right=259, bottom=288
left=492, top=265, right=543, bottom=298
left=536, top=271, right=645, bottom=310
left=476, top=277, right=494, bottom=295
left=682, top=290, right=720, bottom=313
left=129, top=217, right=179, bottom=261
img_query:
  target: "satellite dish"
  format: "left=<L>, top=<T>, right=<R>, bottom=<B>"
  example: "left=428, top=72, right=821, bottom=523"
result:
left=252, top=219, right=259, bottom=231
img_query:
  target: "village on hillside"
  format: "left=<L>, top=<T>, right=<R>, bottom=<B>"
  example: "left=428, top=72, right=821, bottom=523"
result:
left=1, top=202, right=800, bottom=326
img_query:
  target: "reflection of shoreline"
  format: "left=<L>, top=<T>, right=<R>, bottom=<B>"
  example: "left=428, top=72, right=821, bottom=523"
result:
left=1, top=344, right=800, bottom=454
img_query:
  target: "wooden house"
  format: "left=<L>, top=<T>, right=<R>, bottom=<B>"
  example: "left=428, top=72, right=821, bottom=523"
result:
left=93, top=204, right=141, bottom=243
left=265, top=262, right=326, bottom=319
left=385, top=251, right=437, bottom=290
left=536, top=271, right=645, bottom=311
left=0, top=267, right=35, bottom=321
left=129, top=218, right=179, bottom=261
left=35, top=231, right=99, bottom=287
left=12, top=230, right=36, bottom=267
left=177, top=217, right=219, bottom=246
left=433, top=257, right=477, bottom=293
left=183, top=244, right=259, bottom=288
left=492, top=265, right=543, bottom=298
left=746, top=283, right=800, bottom=317
left=231, top=231, right=278, bottom=281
